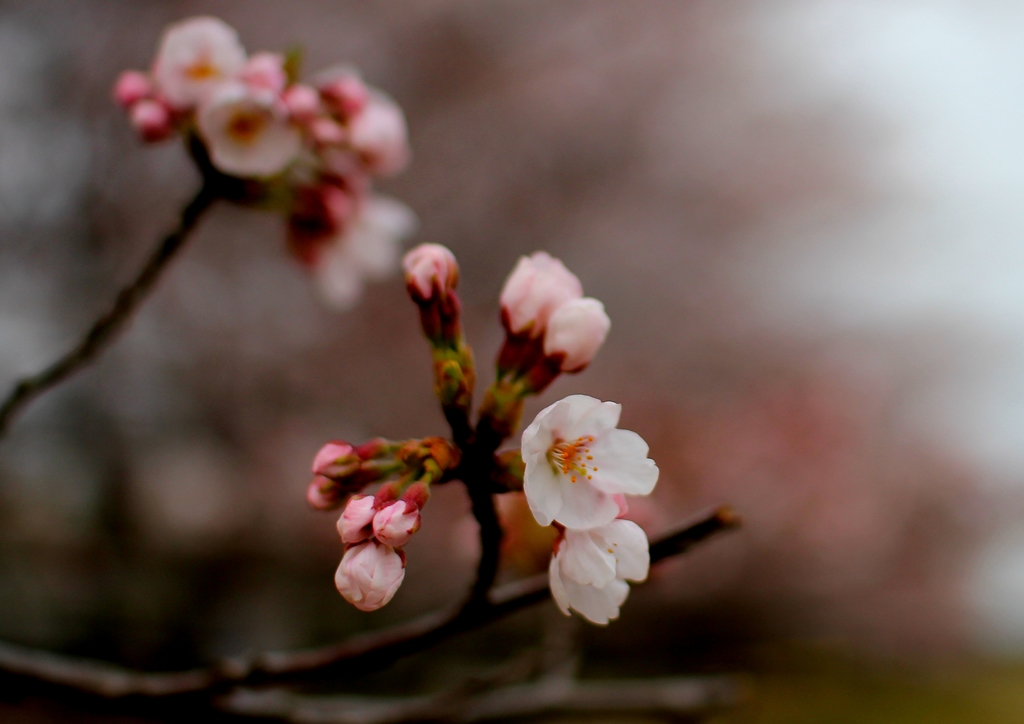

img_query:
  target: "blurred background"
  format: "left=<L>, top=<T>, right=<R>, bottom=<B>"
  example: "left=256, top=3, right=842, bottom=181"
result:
left=4, top=0, right=1024, bottom=721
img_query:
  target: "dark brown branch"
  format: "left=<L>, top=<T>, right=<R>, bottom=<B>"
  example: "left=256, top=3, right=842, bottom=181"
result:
left=220, top=674, right=739, bottom=723
left=0, top=507, right=738, bottom=704
left=0, top=184, right=218, bottom=438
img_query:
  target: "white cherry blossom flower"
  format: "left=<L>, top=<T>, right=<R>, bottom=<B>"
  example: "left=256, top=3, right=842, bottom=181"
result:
left=543, top=297, right=610, bottom=372
left=549, top=519, right=649, bottom=625
left=500, top=252, right=582, bottom=336
left=522, top=395, right=658, bottom=529
left=196, top=82, right=301, bottom=177
left=152, top=16, right=247, bottom=110
left=315, top=195, right=417, bottom=310
left=335, top=540, right=405, bottom=611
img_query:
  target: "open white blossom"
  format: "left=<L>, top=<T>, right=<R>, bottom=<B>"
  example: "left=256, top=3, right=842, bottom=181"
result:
left=315, top=195, right=418, bottom=310
left=522, top=395, right=658, bottom=529
left=152, top=16, right=247, bottom=109
left=196, top=82, right=301, bottom=177
left=549, top=519, right=650, bottom=624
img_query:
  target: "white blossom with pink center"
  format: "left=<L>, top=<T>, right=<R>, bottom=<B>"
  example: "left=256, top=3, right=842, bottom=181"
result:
left=196, top=82, right=301, bottom=177
left=521, top=395, right=658, bottom=529
left=152, top=16, right=247, bottom=110
left=315, top=195, right=418, bottom=310
left=334, top=540, right=405, bottom=611
left=543, top=297, right=610, bottom=372
left=549, top=519, right=650, bottom=625
left=500, top=252, right=582, bottom=336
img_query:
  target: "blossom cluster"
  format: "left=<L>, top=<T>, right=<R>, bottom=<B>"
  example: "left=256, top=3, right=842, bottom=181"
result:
left=308, top=242, right=659, bottom=625
left=114, top=16, right=415, bottom=309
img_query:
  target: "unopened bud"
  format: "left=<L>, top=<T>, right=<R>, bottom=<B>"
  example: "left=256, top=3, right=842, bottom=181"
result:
left=401, top=481, right=431, bottom=510
left=348, top=94, right=409, bottom=176
left=310, top=117, right=347, bottom=145
left=113, top=70, right=152, bottom=108
left=335, top=540, right=405, bottom=611
left=241, top=52, right=287, bottom=94
left=129, top=99, right=173, bottom=142
left=307, top=474, right=346, bottom=510
left=319, top=73, right=369, bottom=119
left=373, top=501, right=421, bottom=547
left=312, top=440, right=358, bottom=478
left=543, top=297, right=610, bottom=372
left=337, top=494, right=377, bottom=543
left=403, top=244, right=458, bottom=301
left=500, top=252, right=582, bottom=337
left=282, top=83, right=321, bottom=122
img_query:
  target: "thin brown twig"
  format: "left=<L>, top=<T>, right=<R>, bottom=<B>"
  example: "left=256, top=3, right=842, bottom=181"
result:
left=0, top=507, right=738, bottom=704
left=0, top=183, right=218, bottom=438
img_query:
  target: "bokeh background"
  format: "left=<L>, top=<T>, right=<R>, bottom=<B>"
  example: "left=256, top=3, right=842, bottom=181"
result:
left=4, top=1, right=1024, bottom=721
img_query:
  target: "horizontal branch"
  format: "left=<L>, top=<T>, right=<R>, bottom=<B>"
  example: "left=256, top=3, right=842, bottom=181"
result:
left=221, top=674, right=739, bottom=723
left=0, top=507, right=739, bottom=706
left=0, top=184, right=218, bottom=438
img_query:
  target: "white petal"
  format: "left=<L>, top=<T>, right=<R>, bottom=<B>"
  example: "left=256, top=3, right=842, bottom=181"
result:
left=315, top=244, right=365, bottom=310
left=523, top=452, right=562, bottom=526
left=588, top=429, right=659, bottom=496
left=566, top=398, right=620, bottom=439
left=599, top=520, right=650, bottom=582
left=521, top=406, right=557, bottom=460
left=346, top=196, right=417, bottom=279
left=560, top=529, right=617, bottom=587
left=549, top=555, right=572, bottom=616
left=553, top=474, right=619, bottom=529
left=562, top=577, right=629, bottom=625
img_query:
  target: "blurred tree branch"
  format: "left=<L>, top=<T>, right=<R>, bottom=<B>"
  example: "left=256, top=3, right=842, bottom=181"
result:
left=0, top=507, right=738, bottom=715
left=0, top=183, right=218, bottom=438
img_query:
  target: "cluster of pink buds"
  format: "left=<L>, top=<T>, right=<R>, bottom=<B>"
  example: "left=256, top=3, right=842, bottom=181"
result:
left=497, top=252, right=611, bottom=393
left=308, top=242, right=660, bottom=625
left=114, top=16, right=416, bottom=309
left=308, top=436, right=456, bottom=611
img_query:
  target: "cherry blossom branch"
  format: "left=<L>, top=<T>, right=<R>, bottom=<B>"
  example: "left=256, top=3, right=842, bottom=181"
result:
left=0, top=183, right=219, bottom=438
left=0, top=507, right=738, bottom=708
left=220, top=674, right=739, bottom=722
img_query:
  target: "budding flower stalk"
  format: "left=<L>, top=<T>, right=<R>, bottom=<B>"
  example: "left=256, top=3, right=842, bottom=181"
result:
left=402, top=244, right=475, bottom=444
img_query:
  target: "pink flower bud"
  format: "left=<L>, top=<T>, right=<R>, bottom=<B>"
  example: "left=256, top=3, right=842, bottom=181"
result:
left=348, top=94, right=409, bottom=176
left=500, top=252, right=583, bottom=336
left=129, top=99, right=173, bottom=142
left=113, top=70, right=152, bottom=108
left=242, top=52, right=288, bottom=94
left=283, top=83, right=321, bottom=122
left=402, top=244, right=458, bottom=301
left=334, top=540, right=405, bottom=611
left=307, top=474, right=346, bottom=510
left=337, top=494, right=377, bottom=543
left=319, top=73, right=369, bottom=119
left=542, top=297, right=610, bottom=372
left=310, top=117, right=347, bottom=145
left=312, top=440, right=358, bottom=478
left=372, top=501, right=421, bottom=547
